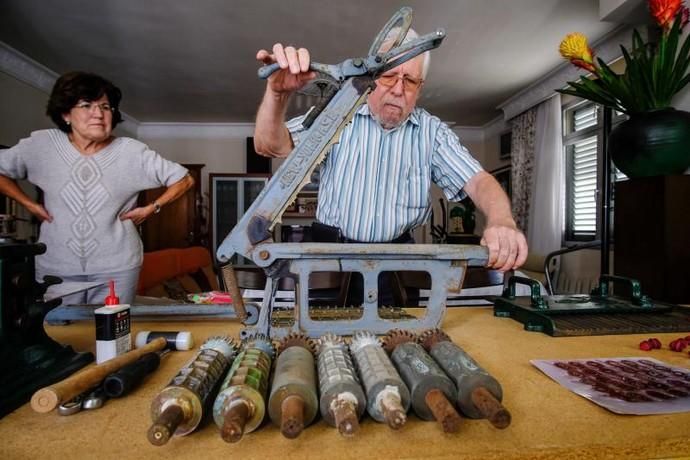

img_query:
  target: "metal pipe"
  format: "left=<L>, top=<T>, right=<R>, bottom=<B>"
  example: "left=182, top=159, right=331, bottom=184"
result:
left=600, top=106, right=613, bottom=277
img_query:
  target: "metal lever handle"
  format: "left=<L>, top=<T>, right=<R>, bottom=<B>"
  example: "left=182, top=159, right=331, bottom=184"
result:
left=502, top=275, right=547, bottom=309
left=591, top=274, right=652, bottom=307
left=258, top=62, right=327, bottom=80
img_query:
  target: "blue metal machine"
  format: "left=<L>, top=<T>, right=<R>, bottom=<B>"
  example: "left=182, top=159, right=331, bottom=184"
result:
left=216, top=7, right=488, bottom=338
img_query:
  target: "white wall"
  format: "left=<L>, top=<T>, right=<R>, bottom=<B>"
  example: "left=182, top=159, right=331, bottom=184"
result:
left=137, top=124, right=254, bottom=202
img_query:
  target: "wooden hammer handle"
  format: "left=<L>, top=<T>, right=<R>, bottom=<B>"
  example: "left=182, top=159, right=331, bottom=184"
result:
left=31, top=337, right=167, bottom=413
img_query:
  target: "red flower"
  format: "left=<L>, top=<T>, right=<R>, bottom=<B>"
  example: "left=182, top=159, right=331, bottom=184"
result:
left=649, top=0, right=684, bottom=29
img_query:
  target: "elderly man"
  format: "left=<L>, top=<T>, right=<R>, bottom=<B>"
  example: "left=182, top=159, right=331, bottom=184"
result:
left=253, top=34, right=527, bottom=305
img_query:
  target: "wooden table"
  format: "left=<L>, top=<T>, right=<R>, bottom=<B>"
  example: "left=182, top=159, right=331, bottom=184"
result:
left=2, top=307, right=690, bottom=459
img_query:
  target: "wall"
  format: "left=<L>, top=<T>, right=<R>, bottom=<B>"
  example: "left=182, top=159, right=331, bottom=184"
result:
left=0, top=71, right=53, bottom=146
left=137, top=124, right=253, bottom=203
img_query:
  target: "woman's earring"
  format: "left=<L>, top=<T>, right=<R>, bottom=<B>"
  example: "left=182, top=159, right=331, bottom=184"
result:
left=65, top=120, right=70, bottom=126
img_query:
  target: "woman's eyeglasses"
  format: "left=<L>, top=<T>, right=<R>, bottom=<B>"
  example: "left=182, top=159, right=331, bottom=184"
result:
left=377, top=73, right=424, bottom=92
left=74, top=101, right=114, bottom=113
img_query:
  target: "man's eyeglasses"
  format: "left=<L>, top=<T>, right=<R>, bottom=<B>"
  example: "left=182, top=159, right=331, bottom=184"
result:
left=377, top=73, right=424, bottom=92
left=74, top=101, right=114, bottom=113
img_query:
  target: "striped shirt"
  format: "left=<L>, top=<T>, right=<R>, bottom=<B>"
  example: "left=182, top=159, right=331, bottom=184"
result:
left=287, top=104, right=482, bottom=242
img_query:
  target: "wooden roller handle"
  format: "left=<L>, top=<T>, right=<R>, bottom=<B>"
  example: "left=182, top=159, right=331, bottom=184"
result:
left=31, top=337, right=167, bottom=413
left=221, top=265, right=247, bottom=321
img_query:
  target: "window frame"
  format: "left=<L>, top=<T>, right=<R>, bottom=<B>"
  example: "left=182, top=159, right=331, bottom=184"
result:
left=562, top=100, right=626, bottom=244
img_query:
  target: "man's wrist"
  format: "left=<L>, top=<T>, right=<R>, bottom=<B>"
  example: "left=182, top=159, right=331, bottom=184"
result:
left=150, top=201, right=162, bottom=214
left=486, top=218, right=517, bottom=229
left=266, top=86, right=291, bottom=104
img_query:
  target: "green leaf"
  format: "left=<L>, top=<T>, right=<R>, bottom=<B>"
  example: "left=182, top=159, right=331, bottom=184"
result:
left=670, top=20, right=690, bottom=93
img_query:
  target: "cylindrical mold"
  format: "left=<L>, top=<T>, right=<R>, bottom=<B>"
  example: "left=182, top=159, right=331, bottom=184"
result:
left=148, top=336, right=237, bottom=446
left=213, top=334, right=274, bottom=443
left=390, top=342, right=458, bottom=423
left=317, top=334, right=367, bottom=436
left=350, top=331, right=410, bottom=429
left=268, top=334, right=318, bottom=439
left=424, top=333, right=508, bottom=426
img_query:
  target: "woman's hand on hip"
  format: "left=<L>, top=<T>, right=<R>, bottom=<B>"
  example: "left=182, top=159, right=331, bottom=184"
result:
left=119, top=205, right=154, bottom=225
left=27, top=202, right=53, bottom=223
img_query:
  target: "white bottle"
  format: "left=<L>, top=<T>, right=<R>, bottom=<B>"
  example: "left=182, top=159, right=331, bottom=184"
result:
left=94, top=280, right=131, bottom=363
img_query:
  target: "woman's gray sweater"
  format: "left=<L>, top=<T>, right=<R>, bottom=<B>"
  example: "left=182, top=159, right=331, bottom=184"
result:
left=0, top=129, right=188, bottom=276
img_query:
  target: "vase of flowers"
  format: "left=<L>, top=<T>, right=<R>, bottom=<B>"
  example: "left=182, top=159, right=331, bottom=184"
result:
left=558, top=0, right=690, bottom=178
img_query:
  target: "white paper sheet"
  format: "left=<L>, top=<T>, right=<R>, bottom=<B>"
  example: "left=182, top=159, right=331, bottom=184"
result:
left=532, top=357, right=690, bottom=415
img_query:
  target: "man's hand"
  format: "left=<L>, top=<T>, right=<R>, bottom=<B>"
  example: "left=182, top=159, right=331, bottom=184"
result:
left=463, top=171, right=528, bottom=272
left=26, top=202, right=53, bottom=223
left=254, top=43, right=316, bottom=158
left=256, top=44, right=316, bottom=95
left=480, top=221, right=528, bottom=272
left=120, top=205, right=154, bottom=226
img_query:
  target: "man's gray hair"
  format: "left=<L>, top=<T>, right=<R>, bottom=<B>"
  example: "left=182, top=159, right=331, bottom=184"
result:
left=380, top=27, right=431, bottom=79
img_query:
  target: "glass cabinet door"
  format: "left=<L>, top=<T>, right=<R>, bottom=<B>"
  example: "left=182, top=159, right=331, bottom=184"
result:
left=210, top=174, right=269, bottom=265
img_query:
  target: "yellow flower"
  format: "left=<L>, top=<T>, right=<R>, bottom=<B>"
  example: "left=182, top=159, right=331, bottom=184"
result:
left=559, top=33, right=597, bottom=73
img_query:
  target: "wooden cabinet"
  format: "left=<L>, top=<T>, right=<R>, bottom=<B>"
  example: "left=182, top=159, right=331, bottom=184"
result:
left=140, top=164, right=204, bottom=251
left=614, top=175, right=690, bottom=304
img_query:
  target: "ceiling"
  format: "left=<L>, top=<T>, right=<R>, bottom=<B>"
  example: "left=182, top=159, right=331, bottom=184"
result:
left=0, top=0, right=620, bottom=126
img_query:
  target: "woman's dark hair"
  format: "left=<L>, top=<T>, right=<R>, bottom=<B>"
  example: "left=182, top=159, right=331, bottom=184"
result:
left=46, top=71, right=123, bottom=133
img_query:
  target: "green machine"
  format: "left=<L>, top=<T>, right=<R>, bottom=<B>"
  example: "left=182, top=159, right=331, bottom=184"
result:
left=0, top=243, right=93, bottom=417
left=494, top=274, right=690, bottom=337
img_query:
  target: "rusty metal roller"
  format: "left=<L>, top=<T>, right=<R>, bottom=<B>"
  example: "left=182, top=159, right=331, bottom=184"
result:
left=419, top=328, right=510, bottom=429
left=213, top=333, right=275, bottom=443
left=268, top=333, right=318, bottom=439
left=383, top=329, right=461, bottom=433
left=316, top=334, right=367, bottom=437
left=349, top=331, right=410, bottom=430
left=148, top=336, right=238, bottom=446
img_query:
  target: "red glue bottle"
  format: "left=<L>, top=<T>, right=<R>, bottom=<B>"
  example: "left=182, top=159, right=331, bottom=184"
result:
left=94, top=280, right=132, bottom=363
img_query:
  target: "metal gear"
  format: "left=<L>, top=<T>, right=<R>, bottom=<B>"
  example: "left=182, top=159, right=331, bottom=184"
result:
left=350, top=331, right=381, bottom=354
left=382, top=329, right=418, bottom=354
left=317, top=333, right=345, bottom=354
left=242, top=333, right=275, bottom=359
left=201, top=335, right=239, bottom=358
left=277, top=332, right=315, bottom=356
left=418, top=328, right=452, bottom=352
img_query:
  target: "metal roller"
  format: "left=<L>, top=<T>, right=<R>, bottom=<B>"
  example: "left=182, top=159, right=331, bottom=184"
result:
left=419, top=329, right=511, bottom=429
left=213, top=334, right=275, bottom=442
left=147, top=336, right=238, bottom=446
left=349, top=331, right=410, bottom=430
left=316, top=334, right=367, bottom=436
left=383, top=330, right=461, bottom=433
left=268, top=333, right=319, bottom=439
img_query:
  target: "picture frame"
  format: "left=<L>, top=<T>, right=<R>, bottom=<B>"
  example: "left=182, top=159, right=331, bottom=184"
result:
left=490, top=165, right=512, bottom=200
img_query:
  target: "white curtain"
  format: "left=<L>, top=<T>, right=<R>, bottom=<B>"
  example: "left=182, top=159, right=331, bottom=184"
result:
left=526, top=95, right=563, bottom=256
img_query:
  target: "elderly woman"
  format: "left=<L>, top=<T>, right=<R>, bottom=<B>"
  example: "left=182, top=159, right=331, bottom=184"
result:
left=0, top=71, right=194, bottom=304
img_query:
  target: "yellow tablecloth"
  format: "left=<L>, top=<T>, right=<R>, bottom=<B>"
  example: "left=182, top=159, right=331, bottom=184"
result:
left=2, top=307, right=690, bottom=459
